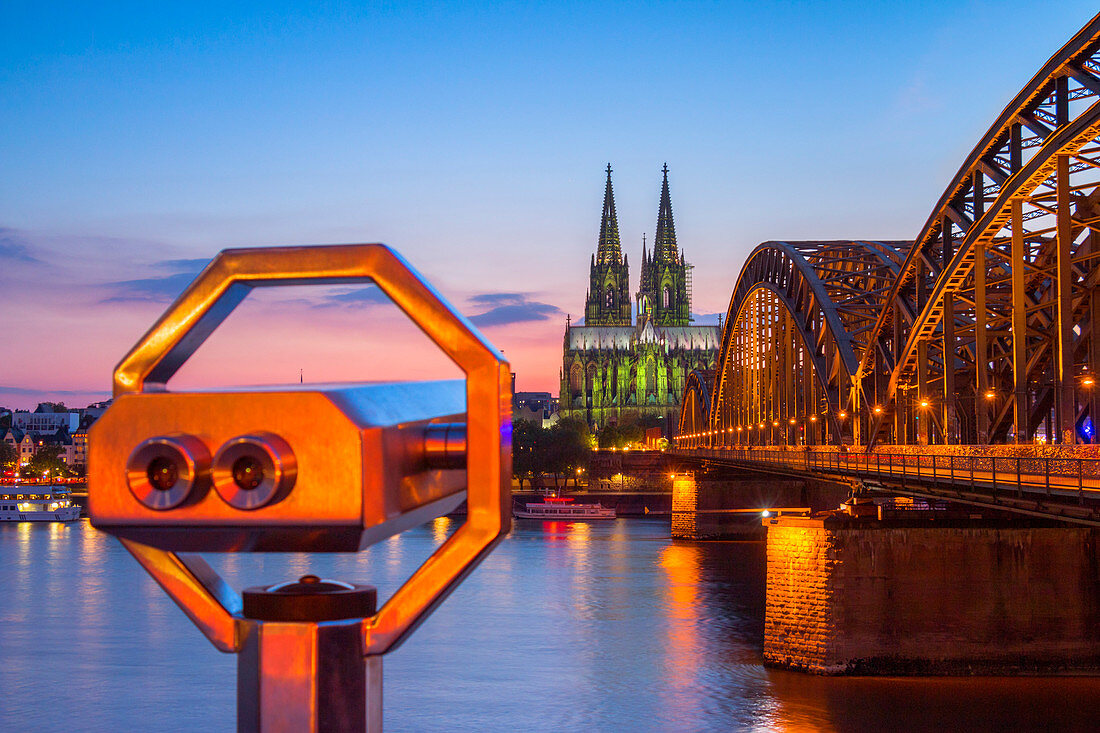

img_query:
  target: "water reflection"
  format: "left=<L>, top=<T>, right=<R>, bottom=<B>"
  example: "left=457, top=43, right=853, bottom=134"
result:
left=4, top=519, right=1100, bottom=732
left=431, top=515, right=453, bottom=544
left=658, top=542, right=703, bottom=720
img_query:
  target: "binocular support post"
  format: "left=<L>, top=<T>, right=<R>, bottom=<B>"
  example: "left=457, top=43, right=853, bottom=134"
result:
left=237, top=615, right=382, bottom=732
left=126, top=535, right=386, bottom=732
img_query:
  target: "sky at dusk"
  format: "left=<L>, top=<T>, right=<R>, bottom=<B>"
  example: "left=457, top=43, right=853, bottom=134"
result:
left=3, top=1, right=1098, bottom=410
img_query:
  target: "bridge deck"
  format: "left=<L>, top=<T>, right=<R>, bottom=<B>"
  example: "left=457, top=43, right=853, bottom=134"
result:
left=672, top=447, right=1100, bottom=525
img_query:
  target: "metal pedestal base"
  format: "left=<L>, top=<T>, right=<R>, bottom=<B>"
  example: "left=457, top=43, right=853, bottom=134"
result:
left=238, top=619, right=381, bottom=733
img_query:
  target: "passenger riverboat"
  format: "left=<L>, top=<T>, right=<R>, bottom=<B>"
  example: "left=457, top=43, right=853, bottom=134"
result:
left=0, top=487, right=81, bottom=522
left=514, top=496, right=616, bottom=520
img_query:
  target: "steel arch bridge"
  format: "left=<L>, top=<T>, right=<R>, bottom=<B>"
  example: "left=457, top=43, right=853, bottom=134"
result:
left=679, top=12, right=1100, bottom=451
left=679, top=369, right=713, bottom=439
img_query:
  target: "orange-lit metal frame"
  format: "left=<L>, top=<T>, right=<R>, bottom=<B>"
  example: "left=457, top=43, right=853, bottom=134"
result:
left=110, top=243, right=510, bottom=655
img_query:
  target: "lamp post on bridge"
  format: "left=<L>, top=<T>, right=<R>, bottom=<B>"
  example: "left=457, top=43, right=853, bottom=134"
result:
left=837, top=410, right=848, bottom=448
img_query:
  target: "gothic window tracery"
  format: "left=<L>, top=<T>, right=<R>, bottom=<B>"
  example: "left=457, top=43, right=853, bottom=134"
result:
left=570, top=362, right=584, bottom=393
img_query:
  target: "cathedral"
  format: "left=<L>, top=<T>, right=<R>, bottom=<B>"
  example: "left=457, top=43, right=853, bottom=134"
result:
left=560, top=165, right=720, bottom=434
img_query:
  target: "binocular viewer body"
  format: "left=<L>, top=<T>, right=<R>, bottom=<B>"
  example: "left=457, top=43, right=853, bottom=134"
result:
left=90, top=379, right=468, bottom=552
left=86, top=242, right=511, bottom=710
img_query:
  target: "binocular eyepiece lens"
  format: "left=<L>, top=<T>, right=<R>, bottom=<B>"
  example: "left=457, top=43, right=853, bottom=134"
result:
left=213, top=433, right=296, bottom=510
left=231, top=456, right=264, bottom=491
left=147, top=456, right=180, bottom=491
left=126, top=436, right=211, bottom=510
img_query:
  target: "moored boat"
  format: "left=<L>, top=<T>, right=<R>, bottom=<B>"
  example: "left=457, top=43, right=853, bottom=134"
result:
left=514, top=495, right=616, bottom=520
left=0, top=487, right=81, bottom=522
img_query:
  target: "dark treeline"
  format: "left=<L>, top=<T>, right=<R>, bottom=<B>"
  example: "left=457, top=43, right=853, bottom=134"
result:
left=512, top=418, right=592, bottom=489
left=512, top=415, right=667, bottom=489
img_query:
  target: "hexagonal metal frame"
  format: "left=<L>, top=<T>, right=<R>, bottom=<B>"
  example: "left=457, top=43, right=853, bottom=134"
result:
left=106, top=243, right=511, bottom=654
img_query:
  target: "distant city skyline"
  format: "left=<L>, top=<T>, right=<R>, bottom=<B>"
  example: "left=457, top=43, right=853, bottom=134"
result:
left=3, top=1, right=1096, bottom=409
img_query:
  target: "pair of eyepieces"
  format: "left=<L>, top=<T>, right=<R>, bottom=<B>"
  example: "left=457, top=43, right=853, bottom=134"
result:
left=126, top=433, right=296, bottom=511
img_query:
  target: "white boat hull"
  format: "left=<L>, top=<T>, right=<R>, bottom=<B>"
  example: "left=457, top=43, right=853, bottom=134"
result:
left=0, top=488, right=82, bottom=522
left=514, top=502, right=616, bottom=520
left=0, top=507, right=82, bottom=522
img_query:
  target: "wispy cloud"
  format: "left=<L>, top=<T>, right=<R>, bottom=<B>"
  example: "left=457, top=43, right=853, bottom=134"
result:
left=0, top=385, right=110, bottom=397
left=0, top=229, right=42, bottom=264
left=101, top=258, right=208, bottom=303
left=318, top=285, right=391, bottom=307
left=102, top=262, right=400, bottom=312
left=467, top=292, right=561, bottom=328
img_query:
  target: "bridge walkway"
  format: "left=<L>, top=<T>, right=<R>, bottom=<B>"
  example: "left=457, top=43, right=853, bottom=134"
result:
left=672, top=447, right=1100, bottom=526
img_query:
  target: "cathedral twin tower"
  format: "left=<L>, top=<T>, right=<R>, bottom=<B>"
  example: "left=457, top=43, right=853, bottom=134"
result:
left=584, top=164, right=691, bottom=328
left=561, top=165, right=719, bottom=433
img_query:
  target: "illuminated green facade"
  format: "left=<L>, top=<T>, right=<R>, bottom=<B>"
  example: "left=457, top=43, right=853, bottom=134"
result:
left=561, top=166, right=719, bottom=433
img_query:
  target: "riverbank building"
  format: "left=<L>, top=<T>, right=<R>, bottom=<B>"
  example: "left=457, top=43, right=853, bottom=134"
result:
left=560, top=165, right=720, bottom=434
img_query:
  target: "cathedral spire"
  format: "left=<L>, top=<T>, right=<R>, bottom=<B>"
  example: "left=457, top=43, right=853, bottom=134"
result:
left=583, top=164, right=631, bottom=327
left=637, top=164, right=690, bottom=327
left=654, top=163, right=677, bottom=264
left=597, top=163, right=622, bottom=265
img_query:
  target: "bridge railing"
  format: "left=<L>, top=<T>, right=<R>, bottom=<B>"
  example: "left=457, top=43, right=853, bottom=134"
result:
left=678, top=447, right=1100, bottom=506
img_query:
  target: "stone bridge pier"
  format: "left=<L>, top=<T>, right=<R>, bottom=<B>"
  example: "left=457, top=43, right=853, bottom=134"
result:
left=672, top=469, right=1100, bottom=674
left=763, top=514, right=1100, bottom=675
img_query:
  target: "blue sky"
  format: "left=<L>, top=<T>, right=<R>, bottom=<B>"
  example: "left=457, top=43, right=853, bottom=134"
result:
left=2, top=1, right=1097, bottom=407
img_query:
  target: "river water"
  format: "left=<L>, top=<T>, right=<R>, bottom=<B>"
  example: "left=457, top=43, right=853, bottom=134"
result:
left=3, top=517, right=1100, bottom=731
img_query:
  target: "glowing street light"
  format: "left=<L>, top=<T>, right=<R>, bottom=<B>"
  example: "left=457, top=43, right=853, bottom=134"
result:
left=984, top=390, right=997, bottom=400
left=838, top=411, right=847, bottom=419
left=919, top=400, right=931, bottom=409
left=873, top=405, right=883, bottom=414
left=1083, top=376, right=1096, bottom=388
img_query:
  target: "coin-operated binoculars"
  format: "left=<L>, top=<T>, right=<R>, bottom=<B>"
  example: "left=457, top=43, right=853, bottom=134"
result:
left=89, top=244, right=511, bottom=732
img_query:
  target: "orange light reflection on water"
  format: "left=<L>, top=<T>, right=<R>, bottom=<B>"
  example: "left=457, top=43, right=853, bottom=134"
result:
left=657, top=542, right=704, bottom=718
left=658, top=542, right=815, bottom=731
left=76, top=521, right=111, bottom=636
left=566, top=520, right=591, bottom=545
left=431, top=515, right=454, bottom=545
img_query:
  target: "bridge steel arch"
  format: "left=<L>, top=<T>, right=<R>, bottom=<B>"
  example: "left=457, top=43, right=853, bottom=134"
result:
left=694, top=241, right=909, bottom=449
left=682, top=11, right=1100, bottom=449
left=678, top=369, right=713, bottom=447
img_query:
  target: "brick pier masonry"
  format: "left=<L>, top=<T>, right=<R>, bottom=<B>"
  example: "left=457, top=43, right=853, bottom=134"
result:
left=764, top=515, right=1100, bottom=674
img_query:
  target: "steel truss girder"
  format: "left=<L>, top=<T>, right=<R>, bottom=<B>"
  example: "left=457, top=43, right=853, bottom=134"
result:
left=702, top=240, right=909, bottom=448
left=862, top=12, right=1100, bottom=446
left=683, top=12, right=1100, bottom=450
